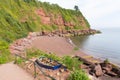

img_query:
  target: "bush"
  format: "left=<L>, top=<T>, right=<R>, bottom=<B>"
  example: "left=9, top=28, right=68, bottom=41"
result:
left=16, top=58, right=25, bottom=64
left=62, top=56, right=82, bottom=70
left=74, top=47, right=79, bottom=51
left=26, top=49, right=82, bottom=70
left=104, top=58, right=110, bottom=64
left=26, top=49, right=62, bottom=61
left=0, top=40, right=13, bottom=64
left=67, top=70, right=90, bottom=80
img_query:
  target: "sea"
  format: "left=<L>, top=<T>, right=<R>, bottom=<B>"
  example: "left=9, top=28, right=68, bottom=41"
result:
left=70, top=28, right=120, bottom=66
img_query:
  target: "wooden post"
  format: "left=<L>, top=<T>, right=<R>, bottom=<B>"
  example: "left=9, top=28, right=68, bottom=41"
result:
left=14, top=54, right=17, bottom=64
left=34, top=62, right=37, bottom=78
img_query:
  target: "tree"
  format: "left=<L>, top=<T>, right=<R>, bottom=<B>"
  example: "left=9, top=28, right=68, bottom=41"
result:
left=74, top=5, right=79, bottom=11
left=24, top=0, right=35, bottom=3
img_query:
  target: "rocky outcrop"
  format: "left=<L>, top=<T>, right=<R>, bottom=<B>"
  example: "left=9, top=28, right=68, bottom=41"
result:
left=9, top=32, right=37, bottom=55
left=35, top=8, right=78, bottom=29
left=76, top=55, right=120, bottom=79
left=36, top=9, right=51, bottom=24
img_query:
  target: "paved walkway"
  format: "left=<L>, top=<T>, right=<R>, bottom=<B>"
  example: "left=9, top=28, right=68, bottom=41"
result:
left=0, top=62, right=34, bottom=80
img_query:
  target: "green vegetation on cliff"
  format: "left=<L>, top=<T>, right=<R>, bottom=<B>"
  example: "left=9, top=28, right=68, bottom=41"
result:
left=0, top=0, right=90, bottom=64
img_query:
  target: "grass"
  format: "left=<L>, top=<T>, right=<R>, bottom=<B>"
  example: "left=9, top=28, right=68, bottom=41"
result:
left=67, top=70, right=90, bottom=80
left=104, top=58, right=110, bottom=64
left=0, top=52, right=14, bottom=64
left=26, top=48, right=62, bottom=61
left=62, top=56, right=82, bottom=70
left=0, top=40, right=14, bottom=64
left=73, top=47, right=79, bottom=51
left=26, top=49, right=82, bottom=71
left=16, top=57, right=25, bottom=64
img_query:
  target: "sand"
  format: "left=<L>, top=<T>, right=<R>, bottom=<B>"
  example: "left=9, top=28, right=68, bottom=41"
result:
left=31, top=36, right=75, bottom=56
left=31, top=36, right=100, bottom=63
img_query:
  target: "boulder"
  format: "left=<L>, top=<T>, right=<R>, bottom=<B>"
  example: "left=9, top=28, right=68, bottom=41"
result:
left=93, top=63, right=103, bottom=77
left=107, top=71, right=117, bottom=77
left=80, top=64, right=89, bottom=69
left=112, top=67, right=120, bottom=77
left=101, top=63, right=112, bottom=72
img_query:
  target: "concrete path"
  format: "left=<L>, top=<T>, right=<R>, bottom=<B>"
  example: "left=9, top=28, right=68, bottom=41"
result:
left=0, top=62, right=34, bottom=80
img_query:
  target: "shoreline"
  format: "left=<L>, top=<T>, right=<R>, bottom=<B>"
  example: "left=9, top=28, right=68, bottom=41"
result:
left=80, top=49, right=120, bottom=67
left=9, top=31, right=120, bottom=80
left=67, top=37, right=120, bottom=71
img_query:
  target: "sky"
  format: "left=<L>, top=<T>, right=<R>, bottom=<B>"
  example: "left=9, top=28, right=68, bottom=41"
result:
left=40, top=0, right=120, bottom=29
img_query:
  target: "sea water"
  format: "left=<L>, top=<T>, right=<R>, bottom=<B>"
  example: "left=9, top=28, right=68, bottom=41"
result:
left=71, top=28, right=120, bottom=66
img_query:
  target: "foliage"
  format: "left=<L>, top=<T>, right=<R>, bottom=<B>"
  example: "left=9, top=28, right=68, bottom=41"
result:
left=18, top=49, right=89, bottom=79
left=67, top=70, right=90, bottom=80
left=74, top=47, right=79, bottom=51
left=74, top=5, right=79, bottom=11
left=16, top=58, right=25, bottom=64
left=26, top=49, right=82, bottom=70
left=0, top=40, right=13, bottom=64
left=62, top=56, right=82, bottom=70
left=0, top=0, right=90, bottom=42
left=26, top=49, right=62, bottom=61
left=104, top=58, right=110, bottom=64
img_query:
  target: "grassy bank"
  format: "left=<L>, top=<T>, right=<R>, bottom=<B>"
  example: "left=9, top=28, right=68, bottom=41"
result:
left=0, top=40, right=14, bottom=64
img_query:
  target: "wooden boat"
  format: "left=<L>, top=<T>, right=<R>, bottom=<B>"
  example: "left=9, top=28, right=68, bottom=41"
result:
left=35, top=56, right=62, bottom=70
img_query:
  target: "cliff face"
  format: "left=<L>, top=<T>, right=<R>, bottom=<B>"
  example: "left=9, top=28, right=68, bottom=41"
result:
left=35, top=7, right=90, bottom=30
left=0, top=0, right=90, bottom=43
left=36, top=8, right=76, bottom=28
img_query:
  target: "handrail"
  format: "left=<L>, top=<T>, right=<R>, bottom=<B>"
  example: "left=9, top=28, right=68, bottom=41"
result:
left=14, top=54, right=56, bottom=80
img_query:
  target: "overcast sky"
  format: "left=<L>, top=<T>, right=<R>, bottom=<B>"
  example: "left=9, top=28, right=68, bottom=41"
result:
left=40, top=0, right=120, bottom=29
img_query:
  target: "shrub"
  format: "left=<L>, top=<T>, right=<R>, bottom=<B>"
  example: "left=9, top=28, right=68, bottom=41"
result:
left=62, top=56, right=82, bottom=70
left=67, top=70, right=90, bottom=80
left=0, top=40, right=13, bottom=64
left=74, top=47, right=79, bottom=51
left=26, top=49, right=61, bottom=61
left=16, top=58, right=25, bottom=64
left=104, top=58, right=110, bottom=64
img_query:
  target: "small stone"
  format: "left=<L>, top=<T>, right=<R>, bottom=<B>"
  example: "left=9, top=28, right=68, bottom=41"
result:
left=60, top=78, right=64, bottom=80
left=25, top=61, right=29, bottom=64
left=59, top=69, right=64, bottom=73
left=80, top=64, right=89, bottom=69
left=45, top=77, right=50, bottom=80
left=50, top=74, right=53, bottom=77
left=102, top=70, right=106, bottom=74
left=57, top=72, right=60, bottom=76
left=88, top=75, right=97, bottom=80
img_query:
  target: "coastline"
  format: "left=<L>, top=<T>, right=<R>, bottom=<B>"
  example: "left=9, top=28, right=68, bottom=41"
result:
left=81, top=49, right=120, bottom=68
left=30, top=36, right=101, bottom=64
left=9, top=31, right=120, bottom=80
